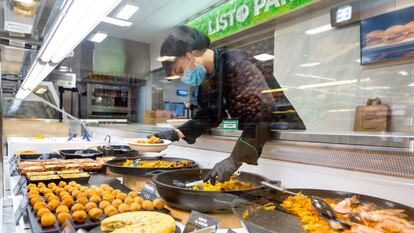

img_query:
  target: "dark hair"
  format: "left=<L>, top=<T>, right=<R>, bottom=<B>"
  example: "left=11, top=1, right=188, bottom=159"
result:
left=160, top=25, right=210, bottom=75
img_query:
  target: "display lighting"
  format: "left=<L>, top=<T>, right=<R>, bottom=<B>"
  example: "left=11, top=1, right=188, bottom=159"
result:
left=297, top=78, right=370, bottom=89
left=305, top=24, right=332, bottom=35
left=116, top=3, right=139, bottom=20
left=14, top=0, right=34, bottom=4
left=399, top=71, right=409, bottom=76
left=254, top=53, right=274, bottom=61
left=165, top=75, right=181, bottom=80
left=15, top=0, right=121, bottom=100
left=101, top=16, right=133, bottom=27
left=261, top=88, right=287, bottom=93
left=299, top=62, right=320, bottom=67
left=89, top=32, right=108, bottom=43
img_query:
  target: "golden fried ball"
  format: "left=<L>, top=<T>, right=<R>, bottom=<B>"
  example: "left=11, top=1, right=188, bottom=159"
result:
left=28, top=190, right=40, bottom=195
left=71, top=190, right=80, bottom=199
left=40, top=188, right=53, bottom=195
left=111, top=189, right=121, bottom=196
left=118, top=203, right=130, bottom=213
left=64, top=185, right=73, bottom=192
left=54, top=187, right=64, bottom=195
left=37, top=208, right=51, bottom=218
left=88, top=208, right=103, bottom=221
left=58, top=191, right=69, bottom=198
left=102, top=186, right=113, bottom=192
left=51, top=186, right=59, bottom=192
left=98, top=201, right=110, bottom=210
left=47, top=182, right=57, bottom=189
left=124, top=197, right=134, bottom=205
left=90, top=195, right=101, bottom=204
left=77, top=197, right=88, bottom=206
left=68, top=181, right=77, bottom=186
left=102, top=193, right=114, bottom=202
left=130, top=202, right=141, bottom=211
left=55, top=205, right=69, bottom=214
left=58, top=181, right=67, bottom=188
left=116, top=193, right=127, bottom=201
left=57, top=212, right=72, bottom=225
left=44, top=192, right=54, bottom=199
left=29, top=193, right=41, bottom=201
left=45, top=194, right=60, bottom=203
left=85, top=188, right=93, bottom=196
left=28, top=183, right=37, bottom=189
left=99, top=184, right=109, bottom=189
left=74, top=184, right=82, bottom=189
left=37, top=182, right=46, bottom=188
left=33, top=202, right=48, bottom=213
left=79, top=186, right=87, bottom=192
left=47, top=199, right=60, bottom=212
left=128, top=191, right=137, bottom=198
left=71, top=203, right=85, bottom=212
left=61, top=197, right=74, bottom=207
left=85, top=202, right=97, bottom=212
left=40, top=213, right=56, bottom=227
left=104, top=205, right=118, bottom=217
left=76, top=192, right=88, bottom=200
left=30, top=197, right=44, bottom=206
left=72, top=210, right=87, bottom=223
left=133, top=196, right=144, bottom=204
left=112, top=199, right=123, bottom=208
left=153, top=199, right=165, bottom=209
left=141, top=200, right=154, bottom=210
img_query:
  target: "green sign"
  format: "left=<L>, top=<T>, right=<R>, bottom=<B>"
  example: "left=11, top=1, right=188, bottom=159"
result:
left=222, top=119, right=239, bottom=130
left=187, top=0, right=312, bottom=41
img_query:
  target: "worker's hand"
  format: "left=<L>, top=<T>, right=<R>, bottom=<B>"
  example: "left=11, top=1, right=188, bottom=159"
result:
left=202, top=157, right=242, bottom=185
left=148, top=129, right=179, bottom=142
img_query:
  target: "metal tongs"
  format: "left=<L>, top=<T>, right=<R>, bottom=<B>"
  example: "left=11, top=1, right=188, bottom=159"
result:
left=261, top=181, right=351, bottom=231
left=173, top=171, right=241, bottom=188
left=130, top=159, right=141, bottom=167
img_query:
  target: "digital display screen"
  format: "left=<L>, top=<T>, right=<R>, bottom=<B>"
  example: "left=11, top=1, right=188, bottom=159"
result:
left=164, top=102, right=171, bottom=111
left=336, top=5, right=352, bottom=23
left=175, top=103, right=185, bottom=116
left=176, top=89, right=189, bottom=96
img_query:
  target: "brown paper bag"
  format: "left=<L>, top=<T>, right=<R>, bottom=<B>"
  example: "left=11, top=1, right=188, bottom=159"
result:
left=354, top=98, right=390, bottom=132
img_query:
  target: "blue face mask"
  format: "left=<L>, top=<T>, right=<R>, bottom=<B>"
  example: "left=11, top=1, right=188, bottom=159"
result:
left=182, top=63, right=207, bottom=86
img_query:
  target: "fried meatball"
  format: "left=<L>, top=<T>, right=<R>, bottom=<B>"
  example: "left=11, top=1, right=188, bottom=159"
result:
left=77, top=197, right=88, bottom=206
left=79, top=186, right=87, bottom=192
left=33, top=202, right=48, bottom=213
left=72, top=210, right=87, bottom=223
left=112, top=199, right=123, bottom=208
left=71, top=190, right=80, bottom=199
left=153, top=199, right=165, bottom=209
left=58, top=191, right=69, bottom=199
left=102, top=186, right=113, bottom=192
left=31, top=197, right=44, bottom=206
left=29, top=194, right=42, bottom=201
left=57, top=212, right=72, bottom=225
left=40, top=213, right=56, bottom=227
left=44, top=192, right=55, bottom=200
left=71, top=203, right=85, bottom=212
left=116, top=193, right=127, bottom=201
left=47, top=182, right=57, bottom=189
left=90, top=195, right=101, bottom=204
left=104, top=205, right=118, bottom=217
left=102, top=193, right=114, bottom=202
left=111, top=189, right=121, bottom=196
left=37, top=182, right=46, bottom=188
left=85, top=202, right=97, bottom=212
left=55, top=205, right=69, bottom=214
left=118, top=203, right=130, bottom=213
left=54, top=187, right=64, bottom=195
left=47, top=199, right=60, bottom=212
left=128, top=191, right=137, bottom=198
left=124, top=197, right=134, bottom=205
left=28, top=190, right=40, bottom=195
left=64, top=185, right=74, bottom=193
left=141, top=200, right=154, bottom=210
left=37, top=208, right=51, bottom=218
left=28, top=183, right=37, bottom=189
left=76, top=192, right=88, bottom=200
left=61, top=197, right=74, bottom=207
left=41, top=188, right=53, bottom=195
left=46, top=195, right=60, bottom=203
left=133, top=196, right=144, bottom=204
left=58, top=181, right=67, bottom=188
left=68, top=181, right=77, bottom=186
left=98, top=200, right=110, bottom=210
left=130, top=202, right=141, bottom=211
left=88, top=208, right=103, bottom=221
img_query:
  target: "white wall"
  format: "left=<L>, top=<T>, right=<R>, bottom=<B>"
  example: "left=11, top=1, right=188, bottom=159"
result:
left=274, top=0, right=414, bottom=133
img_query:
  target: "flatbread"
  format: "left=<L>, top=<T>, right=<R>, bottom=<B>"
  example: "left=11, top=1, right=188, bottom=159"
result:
left=101, top=211, right=176, bottom=233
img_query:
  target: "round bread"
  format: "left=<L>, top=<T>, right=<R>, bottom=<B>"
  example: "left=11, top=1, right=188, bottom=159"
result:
left=366, top=30, right=384, bottom=46
left=384, top=25, right=407, bottom=44
left=101, top=211, right=176, bottom=233
left=405, top=20, right=414, bottom=37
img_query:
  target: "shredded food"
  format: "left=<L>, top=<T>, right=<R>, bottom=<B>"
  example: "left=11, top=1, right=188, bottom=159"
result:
left=192, top=179, right=255, bottom=191
left=135, top=136, right=161, bottom=144
left=122, top=159, right=193, bottom=168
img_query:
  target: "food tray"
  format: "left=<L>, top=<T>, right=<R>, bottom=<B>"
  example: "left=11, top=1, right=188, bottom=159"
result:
left=26, top=174, right=170, bottom=233
left=19, top=153, right=63, bottom=161
left=59, top=149, right=103, bottom=160
left=88, top=225, right=182, bottom=233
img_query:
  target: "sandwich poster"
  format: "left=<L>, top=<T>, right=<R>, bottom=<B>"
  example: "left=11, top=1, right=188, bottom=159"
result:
left=361, top=6, right=414, bottom=65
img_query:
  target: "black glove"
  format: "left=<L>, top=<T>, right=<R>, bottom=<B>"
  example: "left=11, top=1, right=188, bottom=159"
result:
left=203, top=157, right=241, bottom=185
left=149, top=129, right=179, bottom=142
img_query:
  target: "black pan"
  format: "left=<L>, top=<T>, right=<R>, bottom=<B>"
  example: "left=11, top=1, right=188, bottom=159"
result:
left=152, top=169, right=273, bottom=212
left=105, top=157, right=198, bottom=176
left=232, top=188, right=414, bottom=233
left=59, top=149, right=103, bottom=159
left=96, top=145, right=138, bottom=157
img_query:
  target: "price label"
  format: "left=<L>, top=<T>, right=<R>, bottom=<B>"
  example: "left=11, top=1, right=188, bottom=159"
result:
left=138, top=183, right=158, bottom=201
left=60, top=219, right=76, bottom=233
left=13, top=176, right=27, bottom=195
left=183, top=211, right=219, bottom=233
left=222, top=119, right=238, bottom=130
left=15, top=197, right=29, bottom=225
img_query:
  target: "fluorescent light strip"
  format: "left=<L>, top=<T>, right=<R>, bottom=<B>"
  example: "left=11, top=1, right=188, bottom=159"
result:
left=305, top=24, right=332, bottom=35
left=399, top=71, right=409, bottom=76
left=254, top=53, right=274, bottom=61
left=300, top=62, right=320, bottom=67
left=101, top=16, right=132, bottom=27
left=116, top=4, right=139, bottom=20
left=165, top=75, right=181, bottom=80
left=298, top=79, right=366, bottom=89
left=261, top=88, right=287, bottom=94
left=89, top=32, right=108, bottom=43
left=327, top=109, right=355, bottom=113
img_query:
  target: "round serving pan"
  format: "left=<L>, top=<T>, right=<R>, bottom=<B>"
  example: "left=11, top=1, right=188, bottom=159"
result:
left=232, top=188, right=414, bottom=233
left=152, top=169, right=271, bottom=212
left=96, top=145, right=138, bottom=157
left=105, top=157, right=198, bottom=176
left=59, top=149, right=103, bottom=159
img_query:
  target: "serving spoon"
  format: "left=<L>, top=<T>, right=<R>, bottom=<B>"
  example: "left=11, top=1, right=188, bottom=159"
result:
left=261, top=181, right=351, bottom=231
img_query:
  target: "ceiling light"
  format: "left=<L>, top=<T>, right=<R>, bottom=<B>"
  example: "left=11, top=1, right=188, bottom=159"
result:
left=116, top=3, right=139, bottom=20
left=399, top=71, right=409, bottom=76
left=254, top=53, right=274, bottom=61
left=15, top=0, right=121, bottom=100
left=165, top=75, right=181, bottom=80
left=327, top=109, right=355, bottom=113
left=89, top=32, right=108, bottom=43
left=408, top=82, right=414, bottom=87
left=158, top=56, right=176, bottom=62
left=298, top=78, right=369, bottom=89
left=35, top=87, right=48, bottom=94
left=305, top=24, right=332, bottom=35
left=101, top=16, right=132, bottom=27
left=300, top=62, right=320, bottom=67
left=261, top=88, right=287, bottom=94
left=359, top=86, right=391, bottom=90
